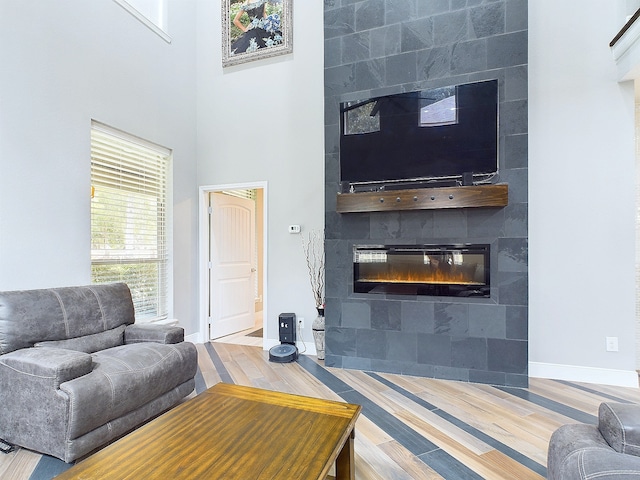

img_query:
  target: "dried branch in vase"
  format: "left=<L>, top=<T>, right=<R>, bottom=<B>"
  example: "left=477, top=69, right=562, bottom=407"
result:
left=301, top=229, right=325, bottom=309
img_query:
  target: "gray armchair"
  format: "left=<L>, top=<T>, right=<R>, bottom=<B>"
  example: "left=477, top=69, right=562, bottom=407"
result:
left=548, top=402, right=640, bottom=479
left=0, top=283, right=197, bottom=463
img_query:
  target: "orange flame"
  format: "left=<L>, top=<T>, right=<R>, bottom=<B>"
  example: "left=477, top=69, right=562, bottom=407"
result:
left=359, top=266, right=482, bottom=286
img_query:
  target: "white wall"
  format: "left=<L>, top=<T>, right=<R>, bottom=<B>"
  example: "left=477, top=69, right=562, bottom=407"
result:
left=7, top=0, right=637, bottom=383
left=529, top=1, right=638, bottom=385
left=0, top=1, right=199, bottom=334
left=195, top=1, right=325, bottom=346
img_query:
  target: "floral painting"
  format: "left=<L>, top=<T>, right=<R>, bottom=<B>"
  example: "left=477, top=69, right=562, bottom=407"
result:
left=222, top=0, right=292, bottom=67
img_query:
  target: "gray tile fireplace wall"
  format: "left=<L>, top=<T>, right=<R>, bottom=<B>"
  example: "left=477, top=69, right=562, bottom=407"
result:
left=323, top=0, right=528, bottom=387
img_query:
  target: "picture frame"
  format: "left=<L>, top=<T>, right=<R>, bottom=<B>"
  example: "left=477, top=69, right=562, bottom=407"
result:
left=222, top=0, right=293, bottom=67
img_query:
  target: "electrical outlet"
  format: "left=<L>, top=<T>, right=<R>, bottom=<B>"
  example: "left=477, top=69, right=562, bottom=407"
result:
left=298, top=317, right=304, bottom=330
left=606, top=336, right=619, bottom=352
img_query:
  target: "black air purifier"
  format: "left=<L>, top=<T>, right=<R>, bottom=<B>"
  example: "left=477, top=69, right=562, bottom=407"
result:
left=269, top=313, right=298, bottom=363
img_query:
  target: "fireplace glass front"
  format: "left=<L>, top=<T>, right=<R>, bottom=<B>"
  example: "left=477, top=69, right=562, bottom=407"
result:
left=353, top=244, right=490, bottom=297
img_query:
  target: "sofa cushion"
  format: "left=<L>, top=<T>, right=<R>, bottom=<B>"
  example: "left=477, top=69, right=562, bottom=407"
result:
left=0, top=283, right=134, bottom=354
left=0, top=347, right=92, bottom=389
left=35, top=325, right=126, bottom=353
left=60, top=341, right=197, bottom=440
left=599, top=402, right=640, bottom=457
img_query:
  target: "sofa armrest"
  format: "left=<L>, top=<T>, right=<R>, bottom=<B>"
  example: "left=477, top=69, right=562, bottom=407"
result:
left=599, top=402, right=640, bottom=456
left=0, top=347, right=93, bottom=389
left=548, top=423, right=640, bottom=480
left=124, top=324, right=184, bottom=344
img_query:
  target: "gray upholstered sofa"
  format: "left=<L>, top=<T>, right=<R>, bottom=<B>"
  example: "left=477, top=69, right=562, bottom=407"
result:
left=0, top=282, right=197, bottom=463
left=548, top=402, right=640, bottom=479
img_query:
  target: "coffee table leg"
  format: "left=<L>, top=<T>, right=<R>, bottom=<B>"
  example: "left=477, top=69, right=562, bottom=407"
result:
left=335, top=428, right=356, bottom=480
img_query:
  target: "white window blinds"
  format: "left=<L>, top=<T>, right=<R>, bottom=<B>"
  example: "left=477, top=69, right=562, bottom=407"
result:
left=90, top=121, right=170, bottom=322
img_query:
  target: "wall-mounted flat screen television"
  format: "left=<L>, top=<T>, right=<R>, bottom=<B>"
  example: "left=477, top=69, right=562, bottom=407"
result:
left=339, top=79, right=498, bottom=190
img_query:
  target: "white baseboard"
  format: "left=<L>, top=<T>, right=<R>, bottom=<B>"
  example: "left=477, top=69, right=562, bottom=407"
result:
left=154, top=318, right=179, bottom=326
left=184, top=332, right=200, bottom=344
left=263, top=338, right=279, bottom=350
left=185, top=332, right=318, bottom=357
left=263, top=337, right=317, bottom=357
left=180, top=341, right=633, bottom=381
left=529, top=361, right=639, bottom=388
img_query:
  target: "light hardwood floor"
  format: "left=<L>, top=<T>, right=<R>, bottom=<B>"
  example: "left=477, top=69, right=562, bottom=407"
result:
left=2, top=341, right=640, bottom=479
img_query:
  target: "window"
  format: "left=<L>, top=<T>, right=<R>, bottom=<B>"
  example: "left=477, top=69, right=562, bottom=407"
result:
left=90, top=121, right=170, bottom=322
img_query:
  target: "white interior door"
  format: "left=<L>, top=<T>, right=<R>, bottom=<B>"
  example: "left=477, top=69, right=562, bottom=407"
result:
left=209, top=192, right=256, bottom=340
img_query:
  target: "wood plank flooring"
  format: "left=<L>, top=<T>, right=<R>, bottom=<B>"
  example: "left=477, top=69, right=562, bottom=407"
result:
left=2, top=342, right=640, bottom=479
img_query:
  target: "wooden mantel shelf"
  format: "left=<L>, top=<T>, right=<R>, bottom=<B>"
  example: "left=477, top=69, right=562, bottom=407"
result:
left=336, top=184, right=508, bottom=213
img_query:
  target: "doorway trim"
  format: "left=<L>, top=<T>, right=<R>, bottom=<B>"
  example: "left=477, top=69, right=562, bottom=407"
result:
left=198, top=181, right=268, bottom=345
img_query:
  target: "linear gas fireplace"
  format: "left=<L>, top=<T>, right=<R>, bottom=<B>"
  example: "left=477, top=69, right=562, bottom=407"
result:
left=353, top=244, right=490, bottom=298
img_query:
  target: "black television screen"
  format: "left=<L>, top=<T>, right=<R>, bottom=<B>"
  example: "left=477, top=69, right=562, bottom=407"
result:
left=339, top=79, right=498, bottom=188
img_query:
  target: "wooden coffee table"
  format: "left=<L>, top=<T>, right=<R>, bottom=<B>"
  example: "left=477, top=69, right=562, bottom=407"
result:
left=56, top=383, right=362, bottom=479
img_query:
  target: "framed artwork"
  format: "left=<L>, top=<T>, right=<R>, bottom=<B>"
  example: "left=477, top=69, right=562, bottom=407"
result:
left=222, top=0, right=293, bottom=67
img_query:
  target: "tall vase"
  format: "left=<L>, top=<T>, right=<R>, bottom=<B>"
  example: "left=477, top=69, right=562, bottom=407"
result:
left=312, top=307, right=325, bottom=360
